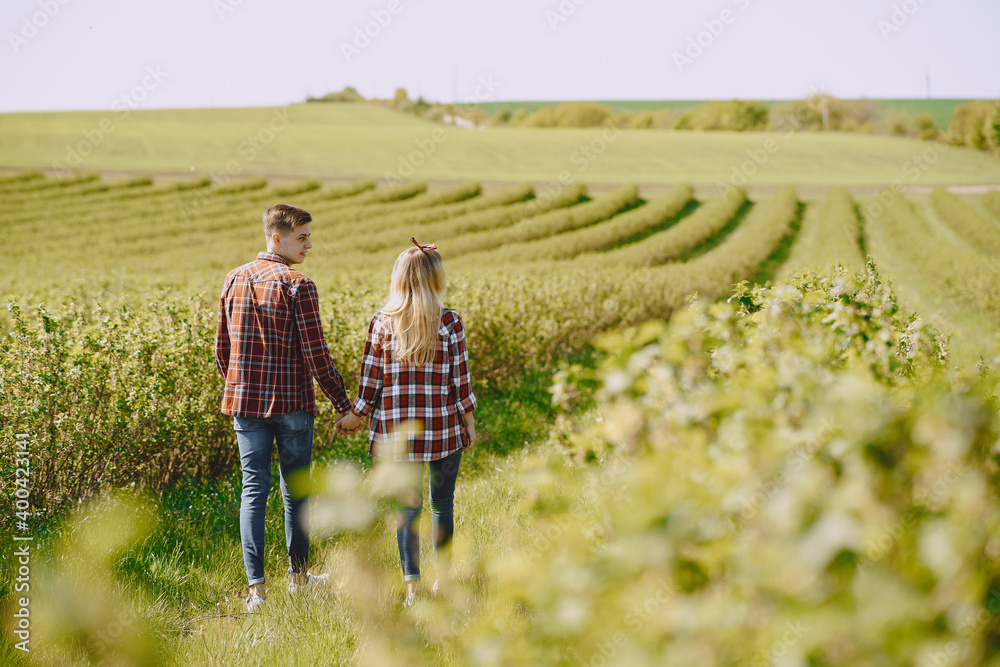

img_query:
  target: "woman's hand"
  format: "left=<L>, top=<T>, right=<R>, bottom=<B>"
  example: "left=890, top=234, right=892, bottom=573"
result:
left=336, top=410, right=364, bottom=436
left=461, top=412, right=477, bottom=451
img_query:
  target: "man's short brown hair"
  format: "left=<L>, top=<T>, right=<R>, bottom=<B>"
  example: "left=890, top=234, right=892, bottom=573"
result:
left=263, top=204, right=311, bottom=237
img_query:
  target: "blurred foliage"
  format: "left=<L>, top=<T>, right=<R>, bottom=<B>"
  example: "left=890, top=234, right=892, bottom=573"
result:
left=322, top=88, right=1000, bottom=148
left=528, top=269, right=1000, bottom=666
left=930, top=187, right=1000, bottom=257
left=6, top=266, right=1000, bottom=664
left=948, top=100, right=1000, bottom=155
left=3, top=495, right=169, bottom=666
left=519, top=102, right=615, bottom=129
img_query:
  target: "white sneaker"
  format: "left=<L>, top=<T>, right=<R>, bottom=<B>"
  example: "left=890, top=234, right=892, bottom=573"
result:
left=288, top=572, right=330, bottom=595
left=246, top=592, right=266, bottom=613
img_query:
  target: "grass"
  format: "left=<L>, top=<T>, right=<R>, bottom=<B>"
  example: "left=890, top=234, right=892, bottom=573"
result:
left=3, top=102, right=1000, bottom=187
left=1, top=358, right=586, bottom=665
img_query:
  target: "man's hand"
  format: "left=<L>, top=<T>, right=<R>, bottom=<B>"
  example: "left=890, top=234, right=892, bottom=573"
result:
left=461, top=412, right=477, bottom=451
left=336, top=410, right=364, bottom=436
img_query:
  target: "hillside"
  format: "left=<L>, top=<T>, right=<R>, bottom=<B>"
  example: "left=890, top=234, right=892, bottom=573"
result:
left=2, top=103, right=999, bottom=187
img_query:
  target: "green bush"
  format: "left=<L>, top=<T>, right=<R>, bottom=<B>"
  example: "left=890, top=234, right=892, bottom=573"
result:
left=522, top=102, right=614, bottom=128
left=630, top=111, right=654, bottom=129
left=513, top=269, right=999, bottom=666
left=287, top=270, right=1000, bottom=666
left=312, top=86, right=365, bottom=103
left=691, top=100, right=770, bottom=131
left=0, top=296, right=232, bottom=521
left=948, top=100, right=1000, bottom=154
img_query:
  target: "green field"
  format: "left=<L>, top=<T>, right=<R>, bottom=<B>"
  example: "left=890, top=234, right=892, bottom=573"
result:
left=4, top=104, right=1000, bottom=665
left=2, top=102, right=999, bottom=188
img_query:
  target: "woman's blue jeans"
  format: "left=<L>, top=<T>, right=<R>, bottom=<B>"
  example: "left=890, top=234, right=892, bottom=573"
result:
left=397, top=449, right=463, bottom=582
left=234, top=411, right=314, bottom=586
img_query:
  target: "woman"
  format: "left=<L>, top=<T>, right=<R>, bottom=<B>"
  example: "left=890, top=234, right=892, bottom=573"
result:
left=337, top=238, right=477, bottom=604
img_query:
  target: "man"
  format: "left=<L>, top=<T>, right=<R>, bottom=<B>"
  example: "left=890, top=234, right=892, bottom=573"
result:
left=214, top=203, right=351, bottom=613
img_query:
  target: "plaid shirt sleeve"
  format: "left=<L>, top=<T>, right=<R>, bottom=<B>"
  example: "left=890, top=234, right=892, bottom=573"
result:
left=449, top=312, right=477, bottom=414
left=352, top=315, right=384, bottom=417
left=213, top=282, right=231, bottom=380
left=293, top=279, right=352, bottom=413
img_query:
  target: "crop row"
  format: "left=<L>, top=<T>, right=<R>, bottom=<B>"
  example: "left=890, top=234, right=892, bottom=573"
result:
left=455, top=184, right=696, bottom=267
left=0, top=171, right=98, bottom=195
left=0, top=169, right=44, bottom=186
left=341, top=183, right=589, bottom=262
left=653, top=185, right=801, bottom=305
left=0, top=180, right=817, bottom=518
left=8, top=179, right=317, bottom=240
left=868, top=193, right=1000, bottom=319
left=3, top=176, right=266, bottom=228
left=451, top=186, right=801, bottom=379
left=334, top=183, right=536, bottom=249
left=317, top=182, right=481, bottom=230
left=780, top=187, right=866, bottom=278
left=930, top=187, right=1000, bottom=257
left=576, top=186, right=748, bottom=270
left=2, top=174, right=123, bottom=209
left=440, top=184, right=639, bottom=259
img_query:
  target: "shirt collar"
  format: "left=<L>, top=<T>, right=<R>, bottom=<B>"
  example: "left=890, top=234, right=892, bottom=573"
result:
left=257, top=251, right=289, bottom=265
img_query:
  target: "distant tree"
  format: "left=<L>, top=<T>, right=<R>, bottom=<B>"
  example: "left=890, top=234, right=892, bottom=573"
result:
left=890, top=113, right=912, bottom=137
left=393, top=88, right=410, bottom=109
left=523, top=102, right=613, bottom=128
left=630, top=111, right=654, bottom=129
left=316, top=86, right=364, bottom=102
left=673, top=112, right=695, bottom=131
left=721, top=100, right=769, bottom=131
left=490, top=106, right=513, bottom=126
left=916, top=113, right=940, bottom=141
left=685, top=100, right=769, bottom=131
left=523, top=106, right=559, bottom=128
left=948, top=101, right=998, bottom=151
left=653, top=108, right=680, bottom=129
left=987, top=104, right=1000, bottom=155
left=611, top=111, right=635, bottom=129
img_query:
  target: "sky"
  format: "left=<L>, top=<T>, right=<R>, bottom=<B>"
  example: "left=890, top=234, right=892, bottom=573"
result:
left=1, top=0, right=998, bottom=113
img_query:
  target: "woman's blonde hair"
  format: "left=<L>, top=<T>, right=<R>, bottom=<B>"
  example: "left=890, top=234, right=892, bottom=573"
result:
left=380, top=245, right=446, bottom=366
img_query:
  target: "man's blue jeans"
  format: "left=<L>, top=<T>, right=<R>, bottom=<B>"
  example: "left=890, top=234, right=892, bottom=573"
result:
left=234, top=410, right=314, bottom=586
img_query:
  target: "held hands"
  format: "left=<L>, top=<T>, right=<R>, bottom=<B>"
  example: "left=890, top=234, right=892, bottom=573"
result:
left=335, top=410, right=364, bottom=437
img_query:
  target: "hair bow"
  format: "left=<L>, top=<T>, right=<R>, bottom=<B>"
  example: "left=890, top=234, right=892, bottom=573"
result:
left=410, top=237, right=437, bottom=253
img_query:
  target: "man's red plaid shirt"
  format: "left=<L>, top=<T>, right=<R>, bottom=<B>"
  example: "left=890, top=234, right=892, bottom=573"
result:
left=214, top=251, right=351, bottom=417
left=352, top=309, right=477, bottom=462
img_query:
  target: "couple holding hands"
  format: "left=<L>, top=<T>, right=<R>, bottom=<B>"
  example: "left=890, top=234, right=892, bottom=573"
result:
left=214, top=204, right=477, bottom=613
